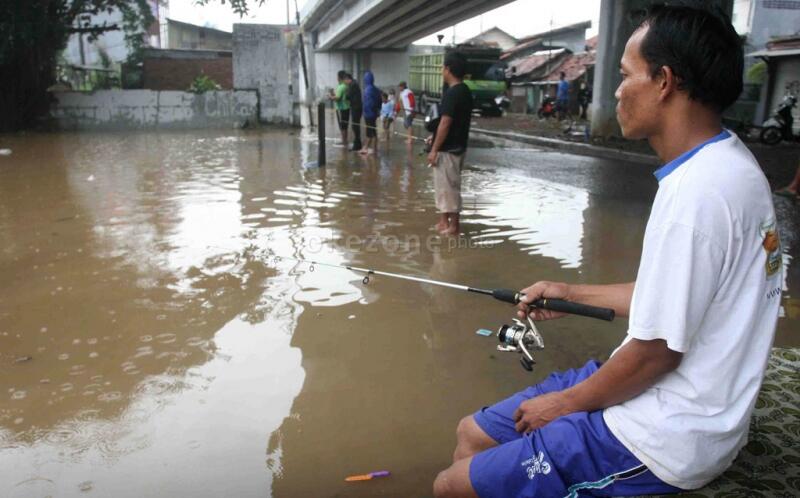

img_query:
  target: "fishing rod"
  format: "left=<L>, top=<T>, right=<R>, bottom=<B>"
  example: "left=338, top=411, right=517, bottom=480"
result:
left=273, top=255, right=615, bottom=322
left=274, top=254, right=614, bottom=371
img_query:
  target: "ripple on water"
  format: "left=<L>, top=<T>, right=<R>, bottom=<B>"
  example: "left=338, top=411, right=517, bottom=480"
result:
left=134, top=346, right=153, bottom=358
left=133, top=376, right=185, bottom=397
left=10, top=477, right=55, bottom=498
left=97, top=391, right=122, bottom=403
left=155, top=332, right=177, bottom=344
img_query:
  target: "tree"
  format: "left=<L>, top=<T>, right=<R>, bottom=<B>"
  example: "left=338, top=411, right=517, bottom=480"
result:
left=194, top=0, right=267, bottom=17
left=0, top=1, right=154, bottom=132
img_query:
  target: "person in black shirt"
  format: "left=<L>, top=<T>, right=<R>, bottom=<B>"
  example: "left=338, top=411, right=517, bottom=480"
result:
left=345, top=73, right=363, bottom=151
left=427, top=51, right=473, bottom=235
left=578, top=80, right=592, bottom=120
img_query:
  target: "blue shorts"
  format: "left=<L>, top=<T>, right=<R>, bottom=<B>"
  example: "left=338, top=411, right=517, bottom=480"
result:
left=470, top=360, right=681, bottom=498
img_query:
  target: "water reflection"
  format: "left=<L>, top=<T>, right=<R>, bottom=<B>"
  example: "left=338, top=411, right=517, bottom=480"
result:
left=1, top=128, right=796, bottom=497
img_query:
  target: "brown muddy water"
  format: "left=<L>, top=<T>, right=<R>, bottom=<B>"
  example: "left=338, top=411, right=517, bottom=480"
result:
left=0, top=129, right=798, bottom=498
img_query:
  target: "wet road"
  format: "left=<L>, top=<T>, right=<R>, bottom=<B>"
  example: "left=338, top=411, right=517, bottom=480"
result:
left=0, top=128, right=797, bottom=497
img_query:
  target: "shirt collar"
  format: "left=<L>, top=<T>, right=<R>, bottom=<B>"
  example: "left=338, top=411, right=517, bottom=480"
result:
left=653, top=130, right=731, bottom=182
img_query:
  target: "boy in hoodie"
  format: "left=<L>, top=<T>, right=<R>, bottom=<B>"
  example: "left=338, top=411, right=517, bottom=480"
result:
left=360, top=70, right=382, bottom=156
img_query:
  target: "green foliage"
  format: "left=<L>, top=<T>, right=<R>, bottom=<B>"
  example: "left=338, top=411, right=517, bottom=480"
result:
left=0, top=1, right=155, bottom=130
left=188, top=74, right=222, bottom=93
left=193, top=0, right=267, bottom=17
left=746, top=61, right=766, bottom=85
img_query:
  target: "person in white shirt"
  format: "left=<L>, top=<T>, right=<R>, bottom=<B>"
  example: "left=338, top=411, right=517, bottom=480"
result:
left=433, top=6, right=782, bottom=498
left=398, top=81, right=416, bottom=144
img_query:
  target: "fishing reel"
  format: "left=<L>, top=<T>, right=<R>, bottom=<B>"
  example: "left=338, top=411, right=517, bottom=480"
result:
left=496, top=315, right=544, bottom=372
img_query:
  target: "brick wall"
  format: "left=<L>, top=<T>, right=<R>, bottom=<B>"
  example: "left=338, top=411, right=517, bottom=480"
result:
left=143, top=52, right=232, bottom=90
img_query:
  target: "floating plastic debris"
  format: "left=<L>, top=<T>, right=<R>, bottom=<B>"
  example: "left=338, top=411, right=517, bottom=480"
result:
left=345, top=470, right=390, bottom=482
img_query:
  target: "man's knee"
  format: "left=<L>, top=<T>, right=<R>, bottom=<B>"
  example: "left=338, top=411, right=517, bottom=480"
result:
left=456, top=416, right=488, bottom=446
left=433, top=470, right=451, bottom=498
left=456, top=416, right=470, bottom=439
left=454, top=416, right=495, bottom=461
left=433, top=460, right=476, bottom=498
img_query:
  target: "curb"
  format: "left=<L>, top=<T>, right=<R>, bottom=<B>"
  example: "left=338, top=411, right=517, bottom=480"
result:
left=471, top=127, right=660, bottom=166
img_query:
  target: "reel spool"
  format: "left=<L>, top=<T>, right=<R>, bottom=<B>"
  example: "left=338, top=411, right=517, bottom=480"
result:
left=497, top=315, right=544, bottom=372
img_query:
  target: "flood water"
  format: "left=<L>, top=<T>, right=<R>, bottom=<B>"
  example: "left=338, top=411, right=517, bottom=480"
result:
left=1, top=127, right=798, bottom=497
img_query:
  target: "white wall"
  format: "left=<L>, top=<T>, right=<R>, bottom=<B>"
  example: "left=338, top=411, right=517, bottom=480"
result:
left=311, top=49, right=410, bottom=99
left=233, top=24, right=301, bottom=125
left=50, top=90, right=258, bottom=130
left=748, top=1, right=800, bottom=50
left=365, top=50, right=410, bottom=92
left=769, top=56, right=800, bottom=131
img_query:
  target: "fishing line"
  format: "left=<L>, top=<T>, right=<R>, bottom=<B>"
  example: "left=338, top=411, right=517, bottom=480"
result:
left=270, top=254, right=615, bottom=321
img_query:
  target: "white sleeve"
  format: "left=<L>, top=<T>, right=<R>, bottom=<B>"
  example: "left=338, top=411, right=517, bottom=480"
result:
left=628, top=221, right=725, bottom=353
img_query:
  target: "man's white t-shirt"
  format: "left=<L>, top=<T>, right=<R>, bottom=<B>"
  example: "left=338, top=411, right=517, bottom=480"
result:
left=603, top=131, right=782, bottom=490
left=400, top=88, right=415, bottom=113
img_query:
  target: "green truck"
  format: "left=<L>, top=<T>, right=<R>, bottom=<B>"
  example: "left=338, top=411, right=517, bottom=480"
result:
left=409, top=44, right=508, bottom=116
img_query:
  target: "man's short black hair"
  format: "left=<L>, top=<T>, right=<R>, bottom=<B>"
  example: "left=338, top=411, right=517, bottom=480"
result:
left=337, top=70, right=347, bottom=80
left=639, top=5, right=743, bottom=112
left=444, top=51, right=467, bottom=79
left=398, top=81, right=407, bottom=88
left=560, top=72, right=566, bottom=79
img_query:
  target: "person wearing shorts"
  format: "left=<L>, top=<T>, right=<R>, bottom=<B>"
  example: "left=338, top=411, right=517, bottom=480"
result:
left=361, top=70, right=381, bottom=155
left=470, top=360, right=681, bottom=498
left=433, top=6, right=781, bottom=498
left=427, top=52, right=471, bottom=236
left=329, top=70, right=349, bottom=147
left=399, top=81, right=416, bottom=143
left=380, top=91, right=396, bottom=141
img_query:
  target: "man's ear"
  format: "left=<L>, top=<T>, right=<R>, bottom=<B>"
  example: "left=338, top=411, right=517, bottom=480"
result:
left=659, top=65, right=678, bottom=102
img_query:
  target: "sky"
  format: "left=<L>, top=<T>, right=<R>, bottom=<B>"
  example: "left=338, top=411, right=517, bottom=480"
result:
left=167, top=0, right=602, bottom=44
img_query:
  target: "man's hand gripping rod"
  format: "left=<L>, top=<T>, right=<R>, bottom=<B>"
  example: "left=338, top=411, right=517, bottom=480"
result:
left=483, top=289, right=615, bottom=371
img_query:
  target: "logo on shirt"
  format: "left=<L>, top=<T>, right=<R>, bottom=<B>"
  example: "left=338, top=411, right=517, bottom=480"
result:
left=521, top=451, right=551, bottom=479
left=760, top=219, right=781, bottom=277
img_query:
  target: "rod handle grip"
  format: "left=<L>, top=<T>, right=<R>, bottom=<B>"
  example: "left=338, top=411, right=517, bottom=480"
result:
left=491, top=289, right=615, bottom=321
left=531, top=298, right=616, bottom=322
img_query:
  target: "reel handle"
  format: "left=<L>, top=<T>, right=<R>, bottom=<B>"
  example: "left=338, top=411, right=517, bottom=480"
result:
left=491, top=289, right=616, bottom=322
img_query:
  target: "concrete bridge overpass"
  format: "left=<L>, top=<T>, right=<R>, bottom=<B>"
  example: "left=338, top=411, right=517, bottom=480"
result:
left=296, top=0, right=515, bottom=126
left=301, top=0, right=515, bottom=51
left=295, top=0, right=733, bottom=137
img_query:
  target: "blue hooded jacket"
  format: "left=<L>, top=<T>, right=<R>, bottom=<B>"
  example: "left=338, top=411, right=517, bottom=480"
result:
left=362, top=71, right=382, bottom=120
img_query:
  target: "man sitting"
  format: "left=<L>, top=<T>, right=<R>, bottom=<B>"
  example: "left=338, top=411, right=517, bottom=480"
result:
left=433, top=6, right=782, bottom=497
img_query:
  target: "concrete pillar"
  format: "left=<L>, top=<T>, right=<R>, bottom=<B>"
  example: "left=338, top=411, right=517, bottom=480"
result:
left=591, top=0, right=734, bottom=138
left=299, top=35, right=317, bottom=129
left=590, top=0, right=630, bottom=138
left=233, top=24, right=301, bottom=126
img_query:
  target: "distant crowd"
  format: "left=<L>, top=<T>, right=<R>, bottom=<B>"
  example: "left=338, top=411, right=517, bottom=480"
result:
left=328, top=70, right=418, bottom=155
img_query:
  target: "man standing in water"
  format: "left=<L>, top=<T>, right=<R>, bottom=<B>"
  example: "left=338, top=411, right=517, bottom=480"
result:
left=345, top=73, right=363, bottom=152
left=399, top=81, right=416, bottom=144
left=433, top=6, right=781, bottom=497
left=427, top=52, right=472, bottom=236
left=329, top=70, right=350, bottom=148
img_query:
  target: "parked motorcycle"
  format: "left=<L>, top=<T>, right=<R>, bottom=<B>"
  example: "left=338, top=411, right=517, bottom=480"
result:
left=760, top=94, right=798, bottom=145
left=537, top=96, right=556, bottom=119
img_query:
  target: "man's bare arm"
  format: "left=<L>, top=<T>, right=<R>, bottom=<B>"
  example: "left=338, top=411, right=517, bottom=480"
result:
left=517, top=282, right=635, bottom=320
left=563, top=338, right=681, bottom=411
left=431, top=115, right=452, bottom=153
left=514, top=338, right=682, bottom=432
